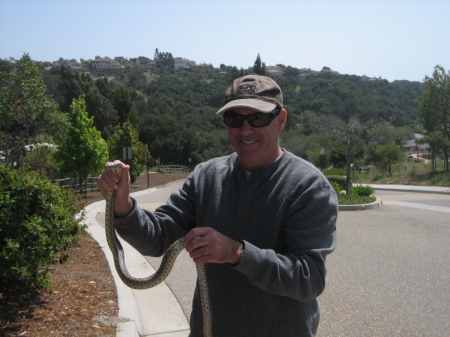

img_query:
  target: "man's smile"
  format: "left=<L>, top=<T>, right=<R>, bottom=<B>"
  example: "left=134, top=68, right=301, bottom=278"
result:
left=241, top=140, right=257, bottom=145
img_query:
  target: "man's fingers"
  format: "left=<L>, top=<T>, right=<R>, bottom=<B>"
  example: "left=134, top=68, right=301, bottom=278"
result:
left=184, top=228, right=211, bottom=247
left=188, top=237, right=211, bottom=263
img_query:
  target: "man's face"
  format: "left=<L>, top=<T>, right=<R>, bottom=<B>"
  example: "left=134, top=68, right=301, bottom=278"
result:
left=227, top=107, right=287, bottom=171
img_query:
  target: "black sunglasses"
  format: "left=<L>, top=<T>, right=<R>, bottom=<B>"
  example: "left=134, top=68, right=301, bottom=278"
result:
left=223, top=108, right=281, bottom=128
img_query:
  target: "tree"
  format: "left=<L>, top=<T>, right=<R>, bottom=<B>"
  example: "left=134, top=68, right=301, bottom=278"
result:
left=107, top=121, right=148, bottom=183
left=328, top=117, right=373, bottom=194
left=366, top=142, right=403, bottom=176
left=253, top=54, right=267, bottom=76
left=45, top=67, right=121, bottom=138
left=229, top=66, right=241, bottom=83
left=110, top=85, right=133, bottom=124
left=417, top=131, right=449, bottom=171
left=84, top=85, right=119, bottom=138
left=0, top=54, right=67, bottom=167
left=416, top=65, right=449, bottom=171
left=54, top=96, right=108, bottom=191
left=58, top=64, right=83, bottom=112
left=139, top=113, right=210, bottom=166
left=154, top=49, right=175, bottom=69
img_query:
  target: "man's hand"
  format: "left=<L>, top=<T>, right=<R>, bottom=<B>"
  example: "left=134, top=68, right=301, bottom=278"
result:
left=184, top=227, right=244, bottom=265
left=97, top=160, right=133, bottom=216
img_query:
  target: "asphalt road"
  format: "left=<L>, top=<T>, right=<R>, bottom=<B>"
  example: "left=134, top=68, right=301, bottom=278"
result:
left=318, top=194, right=450, bottom=337
left=135, top=184, right=450, bottom=337
left=375, top=189, right=449, bottom=211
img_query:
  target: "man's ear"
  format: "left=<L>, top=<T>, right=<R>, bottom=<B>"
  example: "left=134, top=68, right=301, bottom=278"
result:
left=277, top=109, right=287, bottom=133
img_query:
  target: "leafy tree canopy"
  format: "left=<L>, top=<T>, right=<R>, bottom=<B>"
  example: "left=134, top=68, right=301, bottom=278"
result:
left=416, top=65, right=449, bottom=170
left=0, top=53, right=67, bottom=167
left=54, top=96, right=108, bottom=184
left=107, top=121, right=148, bottom=183
left=35, top=56, right=425, bottom=169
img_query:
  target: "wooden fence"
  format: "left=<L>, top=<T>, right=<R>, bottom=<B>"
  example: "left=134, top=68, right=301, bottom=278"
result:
left=54, top=166, right=192, bottom=194
left=53, top=176, right=99, bottom=193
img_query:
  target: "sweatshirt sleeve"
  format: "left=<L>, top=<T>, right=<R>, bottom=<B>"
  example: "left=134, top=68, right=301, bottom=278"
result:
left=114, top=175, right=197, bottom=257
left=233, top=177, right=338, bottom=302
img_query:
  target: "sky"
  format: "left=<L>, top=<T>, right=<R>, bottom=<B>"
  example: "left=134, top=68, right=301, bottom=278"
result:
left=1, top=0, right=449, bottom=82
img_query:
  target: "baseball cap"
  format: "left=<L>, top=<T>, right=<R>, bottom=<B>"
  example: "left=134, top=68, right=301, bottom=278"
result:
left=216, top=74, right=283, bottom=114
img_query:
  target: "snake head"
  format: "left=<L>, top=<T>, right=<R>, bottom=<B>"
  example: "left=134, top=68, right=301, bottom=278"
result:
left=105, top=162, right=123, bottom=176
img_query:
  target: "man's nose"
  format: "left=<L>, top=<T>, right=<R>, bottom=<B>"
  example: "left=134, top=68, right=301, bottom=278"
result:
left=238, top=119, right=254, bottom=135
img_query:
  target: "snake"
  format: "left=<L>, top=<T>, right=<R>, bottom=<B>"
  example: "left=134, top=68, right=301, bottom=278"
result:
left=104, top=162, right=213, bottom=337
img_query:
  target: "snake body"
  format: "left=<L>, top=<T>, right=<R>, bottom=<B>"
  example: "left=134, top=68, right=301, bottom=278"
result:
left=104, top=163, right=213, bottom=336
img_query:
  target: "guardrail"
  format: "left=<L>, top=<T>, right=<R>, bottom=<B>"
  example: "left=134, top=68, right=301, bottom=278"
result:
left=53, top=176, right=99, bottom=193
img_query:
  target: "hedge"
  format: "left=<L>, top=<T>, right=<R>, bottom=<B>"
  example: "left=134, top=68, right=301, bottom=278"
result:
left=0, top=165, right=85, bottom=289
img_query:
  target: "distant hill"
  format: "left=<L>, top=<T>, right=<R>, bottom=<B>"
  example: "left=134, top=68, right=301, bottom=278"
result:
left=36, top=62, right=423, bottom=166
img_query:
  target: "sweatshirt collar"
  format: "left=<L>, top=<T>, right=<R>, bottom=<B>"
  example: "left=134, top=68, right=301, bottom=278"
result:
left=233, top=149, right=287, bottom=181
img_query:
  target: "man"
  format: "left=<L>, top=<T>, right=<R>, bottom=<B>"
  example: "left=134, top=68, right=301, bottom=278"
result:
left=98, top=74, right=338, bottom=337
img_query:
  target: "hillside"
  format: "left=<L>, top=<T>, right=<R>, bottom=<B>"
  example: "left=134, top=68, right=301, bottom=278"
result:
left=0, top=54, right=428, bottom=174
left=33, top=61, right=423, bottom=168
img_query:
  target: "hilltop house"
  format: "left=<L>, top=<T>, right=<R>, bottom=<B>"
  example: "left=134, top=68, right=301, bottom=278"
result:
left=267, top=66, right=284, bottom=78
left=90, top=57, right=121, bottom=69
left=133, top=57, right=156, bottom=69
left=174, top=57, right=196, bottom=70
left=51, top=58, right=82, bottom=70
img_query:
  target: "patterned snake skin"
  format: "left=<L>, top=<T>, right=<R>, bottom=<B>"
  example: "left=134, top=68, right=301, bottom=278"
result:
left=104, top=163, right=213, bottom=336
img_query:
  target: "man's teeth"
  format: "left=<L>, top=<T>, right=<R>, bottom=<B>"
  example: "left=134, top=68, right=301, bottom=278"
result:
left=242, top=140, right=256, bottom=145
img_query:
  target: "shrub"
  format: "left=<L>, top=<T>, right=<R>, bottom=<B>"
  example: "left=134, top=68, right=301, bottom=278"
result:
left=326, top=175, right=350, bottom=191
left=154, top=166, right=167, bottom=173
left=329, top=180, right=343, bottom=194
left=430, top=171, right=450, bottom=186
left=0, top=165, right=85, bottom=289
left=351, top=184, right=375, bottom=197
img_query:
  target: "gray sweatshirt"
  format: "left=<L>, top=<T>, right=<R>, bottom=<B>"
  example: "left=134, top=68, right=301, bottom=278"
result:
left=115, top=150, right=338, bottom=337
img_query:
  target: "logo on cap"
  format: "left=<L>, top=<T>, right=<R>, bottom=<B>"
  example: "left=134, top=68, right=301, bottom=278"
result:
left=237, top=84, right=256, bottom=95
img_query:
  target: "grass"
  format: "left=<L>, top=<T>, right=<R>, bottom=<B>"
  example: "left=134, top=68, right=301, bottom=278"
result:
left=352, top=160, right=450, bottom=187
left=333, top=156, right=449, bottom=205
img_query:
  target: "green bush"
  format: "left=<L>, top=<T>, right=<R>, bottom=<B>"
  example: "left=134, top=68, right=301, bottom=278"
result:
left=154, top=166, right=167, bottom=173
left=329, top=180, right=343, bottom=194
left=0, top=165, right=85, bottom=289
left=430, top=171, right=450, bottom=186
left=326, top=175, right=350, bottom=191
left=351, top=184, right=375, bottom=197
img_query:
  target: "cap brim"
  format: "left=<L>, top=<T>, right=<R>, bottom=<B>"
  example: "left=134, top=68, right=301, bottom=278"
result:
left=216, top=98, right=277, bottom=115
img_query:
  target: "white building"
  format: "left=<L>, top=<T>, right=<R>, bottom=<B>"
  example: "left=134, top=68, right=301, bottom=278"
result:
left=90, top=57, right=121, bottom=69
left=174, top=57, right=196, bottom=70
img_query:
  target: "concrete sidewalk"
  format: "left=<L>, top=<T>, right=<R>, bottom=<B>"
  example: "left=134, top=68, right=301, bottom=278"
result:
left=83, top=187, right=190, bottom=337
left=367, top=183, right=450, bottom=195
left=83, top=183, right=449, bottom=337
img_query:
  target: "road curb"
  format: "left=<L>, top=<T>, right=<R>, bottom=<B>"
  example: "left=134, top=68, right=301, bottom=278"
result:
left=338, top=198, right=382, bottom=211
left=363, top=184, right=450, bottom=195
left=82, top=200, right=140, bottom=337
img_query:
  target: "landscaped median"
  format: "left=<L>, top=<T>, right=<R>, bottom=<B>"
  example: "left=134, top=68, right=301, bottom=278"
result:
left=334, top=184, right=382, bottom=211
left=338, top=197, right=382, bottom=211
